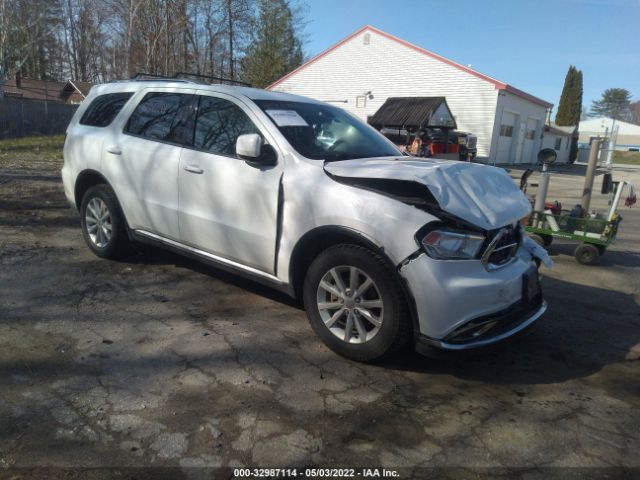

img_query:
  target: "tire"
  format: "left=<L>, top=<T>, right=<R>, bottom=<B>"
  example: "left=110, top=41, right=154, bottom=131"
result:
left=539, top=234, right=553, bottom=247
left=80, top=184, right=130, bottom=259
left=528, top=234, right=545, bottom=247
left=303, top=244, right=411, bottom=362
left=574, top=243, right=600, bottom=265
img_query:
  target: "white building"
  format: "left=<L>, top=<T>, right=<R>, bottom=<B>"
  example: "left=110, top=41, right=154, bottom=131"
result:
left=541, top=123, right=576, bottom=164
left=578, top=117, right=640, bottom=151
left=268, top=25, right=553, bottom=164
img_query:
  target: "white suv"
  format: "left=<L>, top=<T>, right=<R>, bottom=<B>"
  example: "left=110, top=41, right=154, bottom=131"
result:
left=62, top=80, right=547, bottom=361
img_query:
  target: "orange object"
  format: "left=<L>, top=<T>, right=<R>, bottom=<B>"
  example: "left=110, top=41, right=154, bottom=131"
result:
left=429, top=142, right=459, bottom=155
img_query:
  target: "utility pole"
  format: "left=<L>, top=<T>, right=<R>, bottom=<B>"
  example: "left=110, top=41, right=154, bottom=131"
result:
left=581, top=138, right=603, bottom=214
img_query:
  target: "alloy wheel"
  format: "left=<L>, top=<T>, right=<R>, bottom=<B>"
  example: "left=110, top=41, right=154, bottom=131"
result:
left=85, top=197, right=113, bottom=248
left=316, top=266, right=384, bottom=344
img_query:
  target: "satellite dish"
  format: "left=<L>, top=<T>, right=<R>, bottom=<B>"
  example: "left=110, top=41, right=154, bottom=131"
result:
left=537, top=148, right=557, bottom=166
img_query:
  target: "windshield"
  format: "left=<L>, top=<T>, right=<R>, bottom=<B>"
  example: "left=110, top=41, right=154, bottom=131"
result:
left=254, top=100, right=401, bottom=161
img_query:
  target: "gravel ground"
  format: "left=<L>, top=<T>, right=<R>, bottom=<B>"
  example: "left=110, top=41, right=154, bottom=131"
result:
left=0, top=147, right=639, bottom=479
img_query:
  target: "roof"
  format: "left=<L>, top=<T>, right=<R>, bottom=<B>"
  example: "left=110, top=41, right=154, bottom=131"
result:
left=546, top=123, right=577, bottom=136
left=368, top=97, right=457, bottom=129
left=2, top=78, right=68, bottom=102
left=63, top=80, right=94, bottom=97
left=579, top=117, right=640, bottom=135
left=268, top=25, right=553, bottom=109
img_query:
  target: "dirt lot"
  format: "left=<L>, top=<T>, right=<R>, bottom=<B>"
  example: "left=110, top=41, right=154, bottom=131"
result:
left=1, top=138, right=639, bottom=479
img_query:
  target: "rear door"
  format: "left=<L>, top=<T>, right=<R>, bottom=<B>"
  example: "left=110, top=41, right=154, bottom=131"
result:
left=102, top=87, right=197, bottom=240
left=178, top=92, right=282, bottom=273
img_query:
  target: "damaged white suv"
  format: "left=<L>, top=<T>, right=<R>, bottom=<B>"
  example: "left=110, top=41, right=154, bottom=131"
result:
left=62, top=80, right=547, bottom=361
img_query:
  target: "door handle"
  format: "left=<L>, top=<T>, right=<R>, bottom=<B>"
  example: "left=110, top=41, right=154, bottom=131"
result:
left=106, top=146, right=122, bottom=155
left=184, top=165, right=204, bottom=174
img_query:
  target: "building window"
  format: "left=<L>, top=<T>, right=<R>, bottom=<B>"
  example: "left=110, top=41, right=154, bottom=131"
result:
left=555, top=137, right=562, bottom=150
left=363, top=33, right=370, bottom=45
left=525, top=129, right=536, bottom=140
left=500, top=125, right=513, bottom=137
left=356, top=95, right=367, bottom=108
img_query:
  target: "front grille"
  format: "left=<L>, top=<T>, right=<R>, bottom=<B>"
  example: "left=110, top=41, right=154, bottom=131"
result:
left=483, top=224, right=520, bottom=267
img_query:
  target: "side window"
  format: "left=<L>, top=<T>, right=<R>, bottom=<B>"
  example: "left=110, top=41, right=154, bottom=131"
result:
left=194, top=96, right=260, bottom=156
left=125, top=92, right=196, bottom=145
left=79, top=92, right=133, bottom=127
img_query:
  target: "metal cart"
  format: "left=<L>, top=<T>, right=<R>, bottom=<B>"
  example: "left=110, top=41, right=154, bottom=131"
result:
left=525, top=180, right=632, bottom=265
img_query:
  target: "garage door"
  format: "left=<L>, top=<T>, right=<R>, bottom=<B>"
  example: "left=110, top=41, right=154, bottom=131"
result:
left=521, top=117, right=539, bottom=163
left=496, top=111, right=516, bottom=163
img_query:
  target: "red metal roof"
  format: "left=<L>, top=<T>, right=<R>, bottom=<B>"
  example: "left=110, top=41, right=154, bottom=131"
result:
left=268, top=25, right=552, bottom=109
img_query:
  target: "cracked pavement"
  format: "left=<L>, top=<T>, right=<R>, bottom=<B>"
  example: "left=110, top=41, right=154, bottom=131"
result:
left=0, top=155, right=639, bottom=478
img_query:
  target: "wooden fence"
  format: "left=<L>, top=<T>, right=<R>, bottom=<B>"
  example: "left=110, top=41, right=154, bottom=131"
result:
left=0, top=97, right=78, bottom=138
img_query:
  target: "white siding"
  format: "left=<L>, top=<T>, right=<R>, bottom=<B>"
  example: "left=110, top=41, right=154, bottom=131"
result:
left=492, top=92, right=547, bottom=164
left=270, top=29, right=499, bottom=159
left=541, top=133, right=571, bottom=164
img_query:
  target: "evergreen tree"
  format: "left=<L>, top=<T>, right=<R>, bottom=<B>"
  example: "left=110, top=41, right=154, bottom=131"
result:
left=590, top=88, right=632, bottom=121
left=555, top=65, right=583, bottom=126
left=240, top=0, right=303, bottom=88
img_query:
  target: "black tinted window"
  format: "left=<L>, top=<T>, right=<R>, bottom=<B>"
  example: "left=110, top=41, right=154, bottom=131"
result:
left=125, top=92, right=196, bottom=145
left=79, top=92, right=133, bottom=127
left=194, top=96, right=260, bottom=156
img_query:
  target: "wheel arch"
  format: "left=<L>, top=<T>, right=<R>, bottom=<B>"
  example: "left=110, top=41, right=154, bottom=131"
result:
left=74, top=169, right=111, bottom=209
left=74, top=169, right=131, bottom=232
left=288, top=225, right=420, bottom=341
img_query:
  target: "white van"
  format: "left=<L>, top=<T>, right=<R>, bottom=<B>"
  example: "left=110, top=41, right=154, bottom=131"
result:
left=62, top=79, right=547, bottom=361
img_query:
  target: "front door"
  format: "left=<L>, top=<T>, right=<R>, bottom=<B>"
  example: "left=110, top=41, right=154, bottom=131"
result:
left=103, top=87, right=196, bottom=240
left=178, top=92, right=282, bottom=273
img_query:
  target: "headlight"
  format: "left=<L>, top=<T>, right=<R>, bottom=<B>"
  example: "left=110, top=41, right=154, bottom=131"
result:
left=420, top=229, right=485, bottom=259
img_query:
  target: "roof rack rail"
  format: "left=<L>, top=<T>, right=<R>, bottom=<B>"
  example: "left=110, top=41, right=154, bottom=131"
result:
left=127, top=71, right=251, bottom=87
left=126, top=72, right=193, bottom=83
left=173, top=72, right=251, bottom=87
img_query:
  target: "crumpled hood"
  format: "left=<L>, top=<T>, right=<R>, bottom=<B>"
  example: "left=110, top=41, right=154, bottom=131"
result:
left=324, top=158, right=531, bottom=230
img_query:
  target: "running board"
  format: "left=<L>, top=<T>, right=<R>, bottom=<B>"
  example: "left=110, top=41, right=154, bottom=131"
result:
left=132, top=230, right=292, bottom=295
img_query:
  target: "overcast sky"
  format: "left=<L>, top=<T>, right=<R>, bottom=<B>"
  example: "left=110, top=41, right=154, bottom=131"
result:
left=301, top=0, right=639, bottom=114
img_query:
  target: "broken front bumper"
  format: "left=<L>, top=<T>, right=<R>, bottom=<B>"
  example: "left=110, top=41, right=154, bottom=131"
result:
left=417, top=298, right=546, bottom=351
left=399, top=247, right=546, bottom=350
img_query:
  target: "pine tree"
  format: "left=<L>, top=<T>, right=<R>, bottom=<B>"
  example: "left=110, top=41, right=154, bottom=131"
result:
left=240, top=0, right=303, bottom=88
left=590, top=88, right=633, bottom=121
left=555, top=65, right=583, bottom=126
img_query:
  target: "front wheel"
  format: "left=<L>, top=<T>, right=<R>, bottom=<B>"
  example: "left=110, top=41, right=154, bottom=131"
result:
left=303, top=245, right=411, bottom=362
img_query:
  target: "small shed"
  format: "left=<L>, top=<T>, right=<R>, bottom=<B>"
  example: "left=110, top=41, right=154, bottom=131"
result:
left=368, top=96, right=458, bottom=156
left=541, top=123, right=576, bottom=164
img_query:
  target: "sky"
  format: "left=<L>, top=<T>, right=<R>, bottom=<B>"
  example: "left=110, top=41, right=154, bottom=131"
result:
left=300, top=0, right=640, bottom=115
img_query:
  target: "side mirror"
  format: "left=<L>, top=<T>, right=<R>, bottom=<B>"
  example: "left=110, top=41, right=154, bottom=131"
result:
left=236, top=133, right=262, bottom=159
left=236, top=133, right=277, bottom=166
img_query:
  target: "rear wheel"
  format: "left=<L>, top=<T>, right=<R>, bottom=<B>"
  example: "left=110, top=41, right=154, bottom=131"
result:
left=80, top=184, right=130, bottom=259
left=539, top=233, right=553, bottom=247
left=303, top=245, right=411, bottom=362
left=574, top=243, right=600, bottom=265
left=528, top=234, right=545, bottom=247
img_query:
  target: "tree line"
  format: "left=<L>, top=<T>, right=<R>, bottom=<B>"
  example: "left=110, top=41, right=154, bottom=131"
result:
left=555, top=65, right=638, bottom=126
left=0, top=0, right=305, bottom=88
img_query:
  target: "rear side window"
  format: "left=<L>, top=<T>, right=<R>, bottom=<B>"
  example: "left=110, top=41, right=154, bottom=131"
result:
left=194, top=96, right=260, bottom=156
left=79, top=92, right=133, bottom=127
left=125, top=92, right=196, bottom=145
